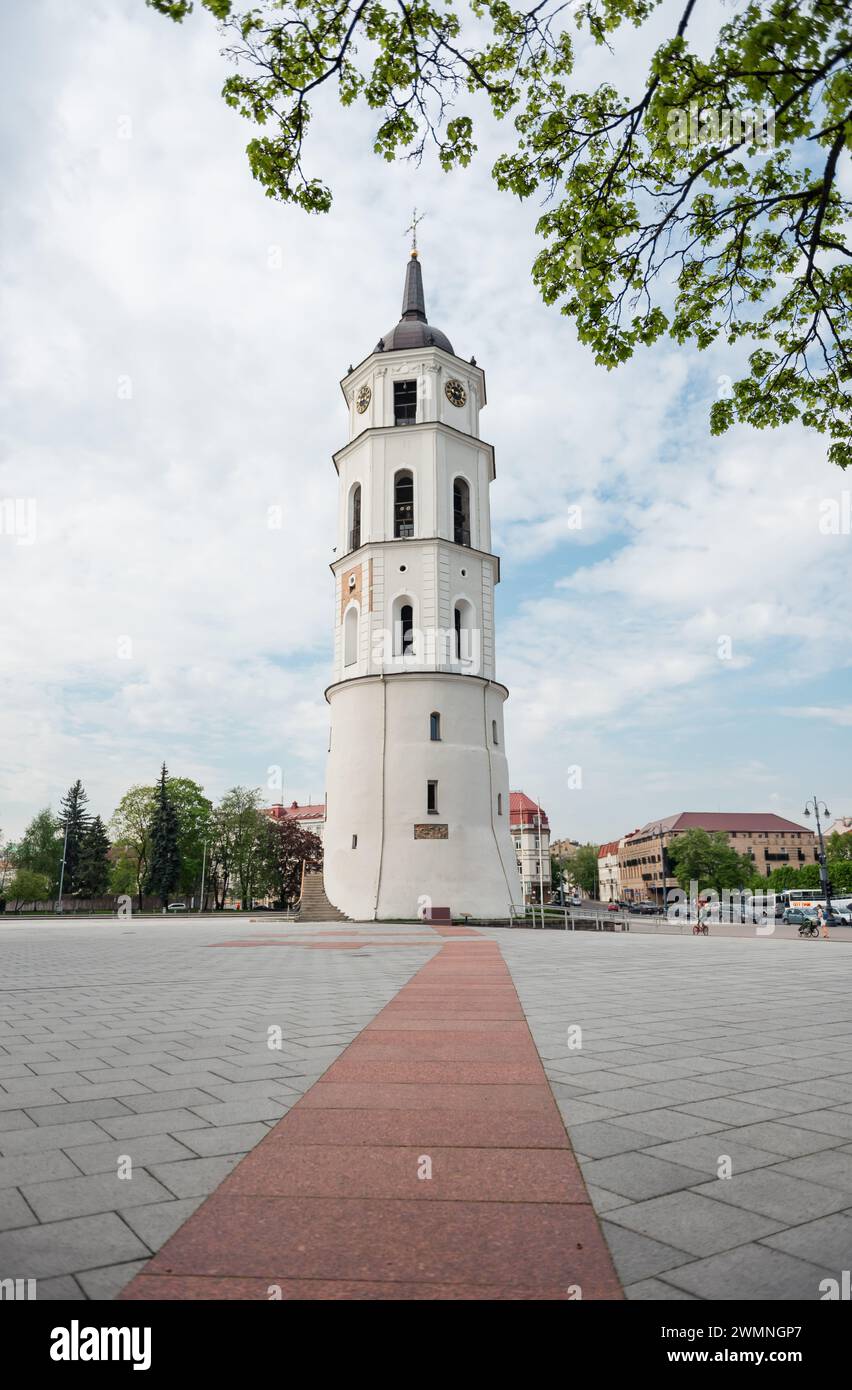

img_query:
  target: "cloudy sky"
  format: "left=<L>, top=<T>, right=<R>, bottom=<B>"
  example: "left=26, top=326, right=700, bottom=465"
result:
left=1, top=0, right=849, bottom=843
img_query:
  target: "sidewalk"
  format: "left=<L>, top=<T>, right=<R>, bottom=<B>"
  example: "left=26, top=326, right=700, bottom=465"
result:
left=120, top=934, right=622, bottom=1300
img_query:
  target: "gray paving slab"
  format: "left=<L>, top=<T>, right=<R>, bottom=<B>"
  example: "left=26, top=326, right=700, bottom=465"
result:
left=663, top=1244, right=834, bottom=1300
left=0, top=914, right=432, bottom=1295
left=0, top=1212, right=149, bottom=1277
left=693, top=1171, right=851, bottom=1223
left=489, top=927, right=852, bottom=1299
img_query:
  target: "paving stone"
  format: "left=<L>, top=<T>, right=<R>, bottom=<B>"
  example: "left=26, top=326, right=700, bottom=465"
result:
left=76, top=1261, right=149, bottom=1300
left=0, top=1120, right=110, bottom=1156
left=0, top=1152, right=81, bottom=1190
left=604, top=1191, right=784, bottom=1256
left=34, top=1275, right=86, bottom=1300
left=609, top=1109, right=726, bottom=1141
left=98, top=1109, right=213, bottom=1140
left=148, top=1156, right=241, bottom=1198
left=624, top=1277, right=698, bottom=1300
left=774, top=1150, right=852, bottom=1194
left=24, top=1099, right=135, bottom=1126
left=761, top=1211, right=852, bottom=1268
left=178, top=1123, right=270, bottom=1158
left=120, top=1198, right=205, bottom=1249
left=642, top=1134, right=780, bottom=1177
left=568, top=1120, right=660, bottom=1159
left=20, top=1171, right=174, bottom=1222
left=65, top=1134, right=197, bottom=1175
left=784, top=1110, right=852, bottom=1139
left=0, top=1188, right=37, bottom=1232
left=601, top=1221, right=693, bottom=1283
left=663, top=1244, right=833, bottom=1300
left=693, top=1170, right=851, bottom=1223
left=721, top=1120, right=850, bottom=1158
left=0, top=1110, right=36, bottom=1134
left=122, top=1088, right=221, bottom=1113
left=581, top=1152, right=706, bottom=1200
left=0, top=1213, right=149, bottom=1277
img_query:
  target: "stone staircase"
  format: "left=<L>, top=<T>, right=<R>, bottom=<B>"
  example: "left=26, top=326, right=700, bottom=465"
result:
left=298, top=867, right=348, bottom=922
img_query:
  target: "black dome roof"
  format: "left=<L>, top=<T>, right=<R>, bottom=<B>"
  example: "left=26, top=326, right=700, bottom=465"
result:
left=375, top=254, right=454, bottom=356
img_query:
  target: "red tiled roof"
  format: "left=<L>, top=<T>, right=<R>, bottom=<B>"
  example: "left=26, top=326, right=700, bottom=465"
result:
left=265, top=802, right=325, bottom=822
left=625, top=812, right=811, bottom=842
left=598, top=840, right=621, bottom=858
left=509, top=791, right=549, bottom=828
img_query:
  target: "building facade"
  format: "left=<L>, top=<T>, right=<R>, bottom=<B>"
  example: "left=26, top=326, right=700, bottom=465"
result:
left=598, top=840, right=622, bottom=901
left=619, top=812, right=818, bottom=901
left=322, top=251, right=521, bottom=920
left=510, top=792, right=551, bottom=904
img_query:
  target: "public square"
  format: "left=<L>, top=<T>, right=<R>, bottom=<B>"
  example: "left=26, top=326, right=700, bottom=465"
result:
left=1, top=916, right=851, bottom=1300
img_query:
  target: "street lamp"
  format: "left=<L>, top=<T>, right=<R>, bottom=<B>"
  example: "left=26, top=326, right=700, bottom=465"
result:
left=803, top=797, right=833, bottom=918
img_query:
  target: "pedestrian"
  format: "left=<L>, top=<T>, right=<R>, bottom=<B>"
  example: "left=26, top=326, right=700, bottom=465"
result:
left=818, top=905, right=830, bottom=941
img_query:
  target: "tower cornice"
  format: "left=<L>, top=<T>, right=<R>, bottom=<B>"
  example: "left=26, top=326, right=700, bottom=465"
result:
left=330, top=534, right=501, bottom=584
left=324, top=670, right=510, bottom=706
left=340, top=345, right=487, bottom=408
left=332, top=418, right=496, bottom=480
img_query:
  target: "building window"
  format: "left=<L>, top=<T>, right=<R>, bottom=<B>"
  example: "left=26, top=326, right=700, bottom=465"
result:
left=497, top=793, right=503, bottom=815
left=427, top=780, right=438, bottom=814
left=394, top=469, right=414, bottom=538
left=352, top=834, right=357, bottom=849
left=394, top=379, right=417, bottom=425
left=394, top=602, right=413, bottom=658
left=453, top=477, right=471, bottom=546
left=348, top=483, right=361, bottom=551
left=343, top=605, right=358, bottom=667
left=492, top=719, right=498, bottom=745
left=430, top=712, right=441, bottom=741
left=454, top=606, right=462, bottom=660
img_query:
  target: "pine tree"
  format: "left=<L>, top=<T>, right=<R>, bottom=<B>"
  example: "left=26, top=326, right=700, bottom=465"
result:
left=58, top=780, right=91, bottom=897
left=144, top=764, right=182, bottom=909
left=76, top=816, right=112, bottom=899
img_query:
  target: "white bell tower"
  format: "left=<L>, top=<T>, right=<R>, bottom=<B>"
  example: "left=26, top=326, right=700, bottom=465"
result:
left=323, top=246, right=521, bottom=921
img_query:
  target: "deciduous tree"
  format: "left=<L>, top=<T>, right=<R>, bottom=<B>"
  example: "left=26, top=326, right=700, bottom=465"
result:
left=149, top=0, right=852, bottom=465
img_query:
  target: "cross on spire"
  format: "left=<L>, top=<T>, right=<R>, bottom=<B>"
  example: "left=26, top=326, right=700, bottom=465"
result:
left=405, top=207, right=425, bottom=257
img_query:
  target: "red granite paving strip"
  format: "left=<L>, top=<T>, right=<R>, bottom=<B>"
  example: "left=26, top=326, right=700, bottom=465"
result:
left=123, top=1276, right=583, bottom=1301
left=120, top=936, right=622, bottom=1301
left=324, top=1060, right=545, bottom=1084
left=222, top=1145, right=587, bottom=1202
left=123, top=1196, right=610, bottom=1289
left=247, top=1107, right=572, bottom=1149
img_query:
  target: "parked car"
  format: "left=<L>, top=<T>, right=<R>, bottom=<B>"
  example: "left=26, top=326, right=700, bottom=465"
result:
left=783, top=907, right=817, bottom=926
left=167, top=902, right=187, bottom=913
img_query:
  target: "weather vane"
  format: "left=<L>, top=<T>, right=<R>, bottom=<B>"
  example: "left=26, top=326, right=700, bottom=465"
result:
left=405, top=207, right=425, bottom=256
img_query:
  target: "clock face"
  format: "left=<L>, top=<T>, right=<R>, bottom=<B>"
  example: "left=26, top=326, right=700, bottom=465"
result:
left=355, top=384, right=371, bottom=414
left=445, top=378, right=467, bottom=407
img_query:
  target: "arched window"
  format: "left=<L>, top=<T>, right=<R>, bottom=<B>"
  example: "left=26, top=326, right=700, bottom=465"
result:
left=348, top=483, right=361, bottom=551
left=393, top=598, right=415, bottom=658
left=430, top=712, right=441, bottom=741
left=453, top=477, right=471, bottom=547
left=394, top=470, right=414, bottom=538
left=343, top=605, right=359, bottom=667
left=453, top=599, right=477, bottom=671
